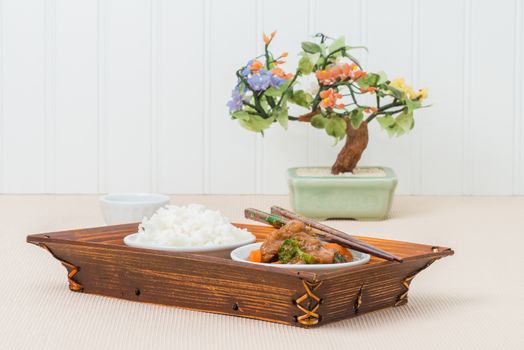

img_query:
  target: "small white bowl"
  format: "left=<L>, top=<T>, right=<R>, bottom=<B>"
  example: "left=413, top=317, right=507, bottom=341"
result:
left=100, top=193, right=170, bottom=225
left=123, top=233, right=256, bottom=258
left=230, top=242, right=370, bottom=272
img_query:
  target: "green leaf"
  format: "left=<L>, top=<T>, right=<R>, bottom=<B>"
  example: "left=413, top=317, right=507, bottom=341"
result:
left=264, top=87, right=284, bottom=97
left=350, top=108, right=364, bottom=129
left=328, top=36, right=345, bottom=54
left=394, top=123, right=406, bottom=136
left=357, top=73, right=380, bottom=89
left=379, top=122, right=400, bottom=137
left=307, top=52, right=321, bottom=65
left=244, top=105, right=257, bottom=114
left=310, top=114, right=327, bottom=129
left=386, top=85, right=405, bottom=99
left=325, top=116, right=347, bottom=140
left=239, top=115, right=274, bottom=133
left=377, top=71, right=388, bottom=84
left=298, top=56, right=314, bottom=75
left=275, top=108, right=288, bottom=130
left=387, top=124, right=402, bottom=137
left=289, top=90, right=313, bottom=108
left=377, top=114, right=395, bottom=129
left=231, top=110, right=250, bottom=121
left=301, top=41, right=322, bottom=54
left=396, top=111, right=413, bottom=132
left=406, top=99, right=421, bottom=112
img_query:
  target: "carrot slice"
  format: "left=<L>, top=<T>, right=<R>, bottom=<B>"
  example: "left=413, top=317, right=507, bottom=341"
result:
left=248, top=249, right=262, bottom=263
left=324, top=243, right=353, bottom=261
left=324, top=243, right=350, bottom=255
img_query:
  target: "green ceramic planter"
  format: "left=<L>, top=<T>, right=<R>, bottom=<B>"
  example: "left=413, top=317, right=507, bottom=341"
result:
left=287, top=167, right=397, bottom=220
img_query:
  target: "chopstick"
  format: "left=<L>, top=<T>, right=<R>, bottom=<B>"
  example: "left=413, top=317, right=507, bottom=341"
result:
left=245, top=208, right=288, bottom=228
left=244, top=208, right=402, bottom=262
left=270, top=206, right=403, bottom=263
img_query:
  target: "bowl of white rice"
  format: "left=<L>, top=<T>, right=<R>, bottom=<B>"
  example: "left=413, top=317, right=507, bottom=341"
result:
left=123, top=204, right=255, bottom=257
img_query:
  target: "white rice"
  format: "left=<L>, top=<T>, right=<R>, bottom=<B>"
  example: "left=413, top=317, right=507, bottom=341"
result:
left=135, top=204, right=253, bottom=247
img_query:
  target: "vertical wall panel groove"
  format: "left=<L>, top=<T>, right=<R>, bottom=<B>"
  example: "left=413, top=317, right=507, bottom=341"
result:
left=208, top=0, right=257, bottom=194
left=514, top=0, right=523, bottom=194
left=0, top=0, right=3, bottom=193
left=461, top=0, right=472, bottom=195
left=150, top=0, right=158, bottom=193
left=104, top=0, right=152, bottom=192
left=97, top=0, right=106, bottom=193
left=44, top=0, right=56, bottom=193
left=469, top=0, right=514, bottom=194
left=43, top=0, right=56, bottom=193
left=156, top=0, right=204, bottom=194
left=202, top=0, right=211, bottom=193
left=55, top=0, right=98, bottom=193
left=419, top=0, right=464, bottom=194
left=520, top=0, right=524, bottom=194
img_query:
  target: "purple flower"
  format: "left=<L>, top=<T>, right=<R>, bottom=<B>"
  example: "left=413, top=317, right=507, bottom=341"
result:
left=270, top=75, right=285, bottom=88
left=247, top=73, right=271, bottom=91
left=241, top=67, right=251, bottom=77
left=227, top=87, right=244, bottom=112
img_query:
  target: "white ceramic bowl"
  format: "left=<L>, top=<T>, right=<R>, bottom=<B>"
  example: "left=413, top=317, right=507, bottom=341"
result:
left=100, top=193, right=170, bottom=225
left=123, top=233, right=256, bottom=258
left=230, top=242, right=370, bottom=272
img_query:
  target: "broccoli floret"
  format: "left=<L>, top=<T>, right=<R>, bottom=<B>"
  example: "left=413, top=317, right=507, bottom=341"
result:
left=278, top=239, right=317, bottom=264
left=278, top=239, right=298, bottom=263
left=297, top=250, right=317, bottom=264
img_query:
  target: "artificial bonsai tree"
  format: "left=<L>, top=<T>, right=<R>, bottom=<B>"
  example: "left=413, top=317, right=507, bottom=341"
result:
left=228, top=32, right=429, bottom=174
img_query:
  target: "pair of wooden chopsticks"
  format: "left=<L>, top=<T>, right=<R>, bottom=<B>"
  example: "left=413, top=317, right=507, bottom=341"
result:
left=244, top=206, right=403, bottom=263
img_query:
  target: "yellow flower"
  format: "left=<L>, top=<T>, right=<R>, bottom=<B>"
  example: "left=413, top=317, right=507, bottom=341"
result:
left=389, top=78, right=427, bottom=100
left=418, top=88, right=429, bottom=100
left=389, top=78, right=406, bottom=90
left=409, top=88, right=429, bottom=101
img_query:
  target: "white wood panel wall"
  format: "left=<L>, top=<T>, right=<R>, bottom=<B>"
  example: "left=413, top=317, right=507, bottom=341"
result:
left=0, top=0, right=523, bottom=194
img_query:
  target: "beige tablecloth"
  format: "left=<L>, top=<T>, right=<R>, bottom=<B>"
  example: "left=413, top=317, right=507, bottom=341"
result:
left=1, top=195, right=523, bottom=349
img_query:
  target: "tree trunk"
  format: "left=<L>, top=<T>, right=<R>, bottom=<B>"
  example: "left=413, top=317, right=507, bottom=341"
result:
left=331, top=121, right=369, bottom=175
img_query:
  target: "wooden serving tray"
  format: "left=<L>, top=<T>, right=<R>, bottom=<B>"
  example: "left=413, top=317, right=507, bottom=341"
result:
left=27, top=223, right=453, bottom=328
